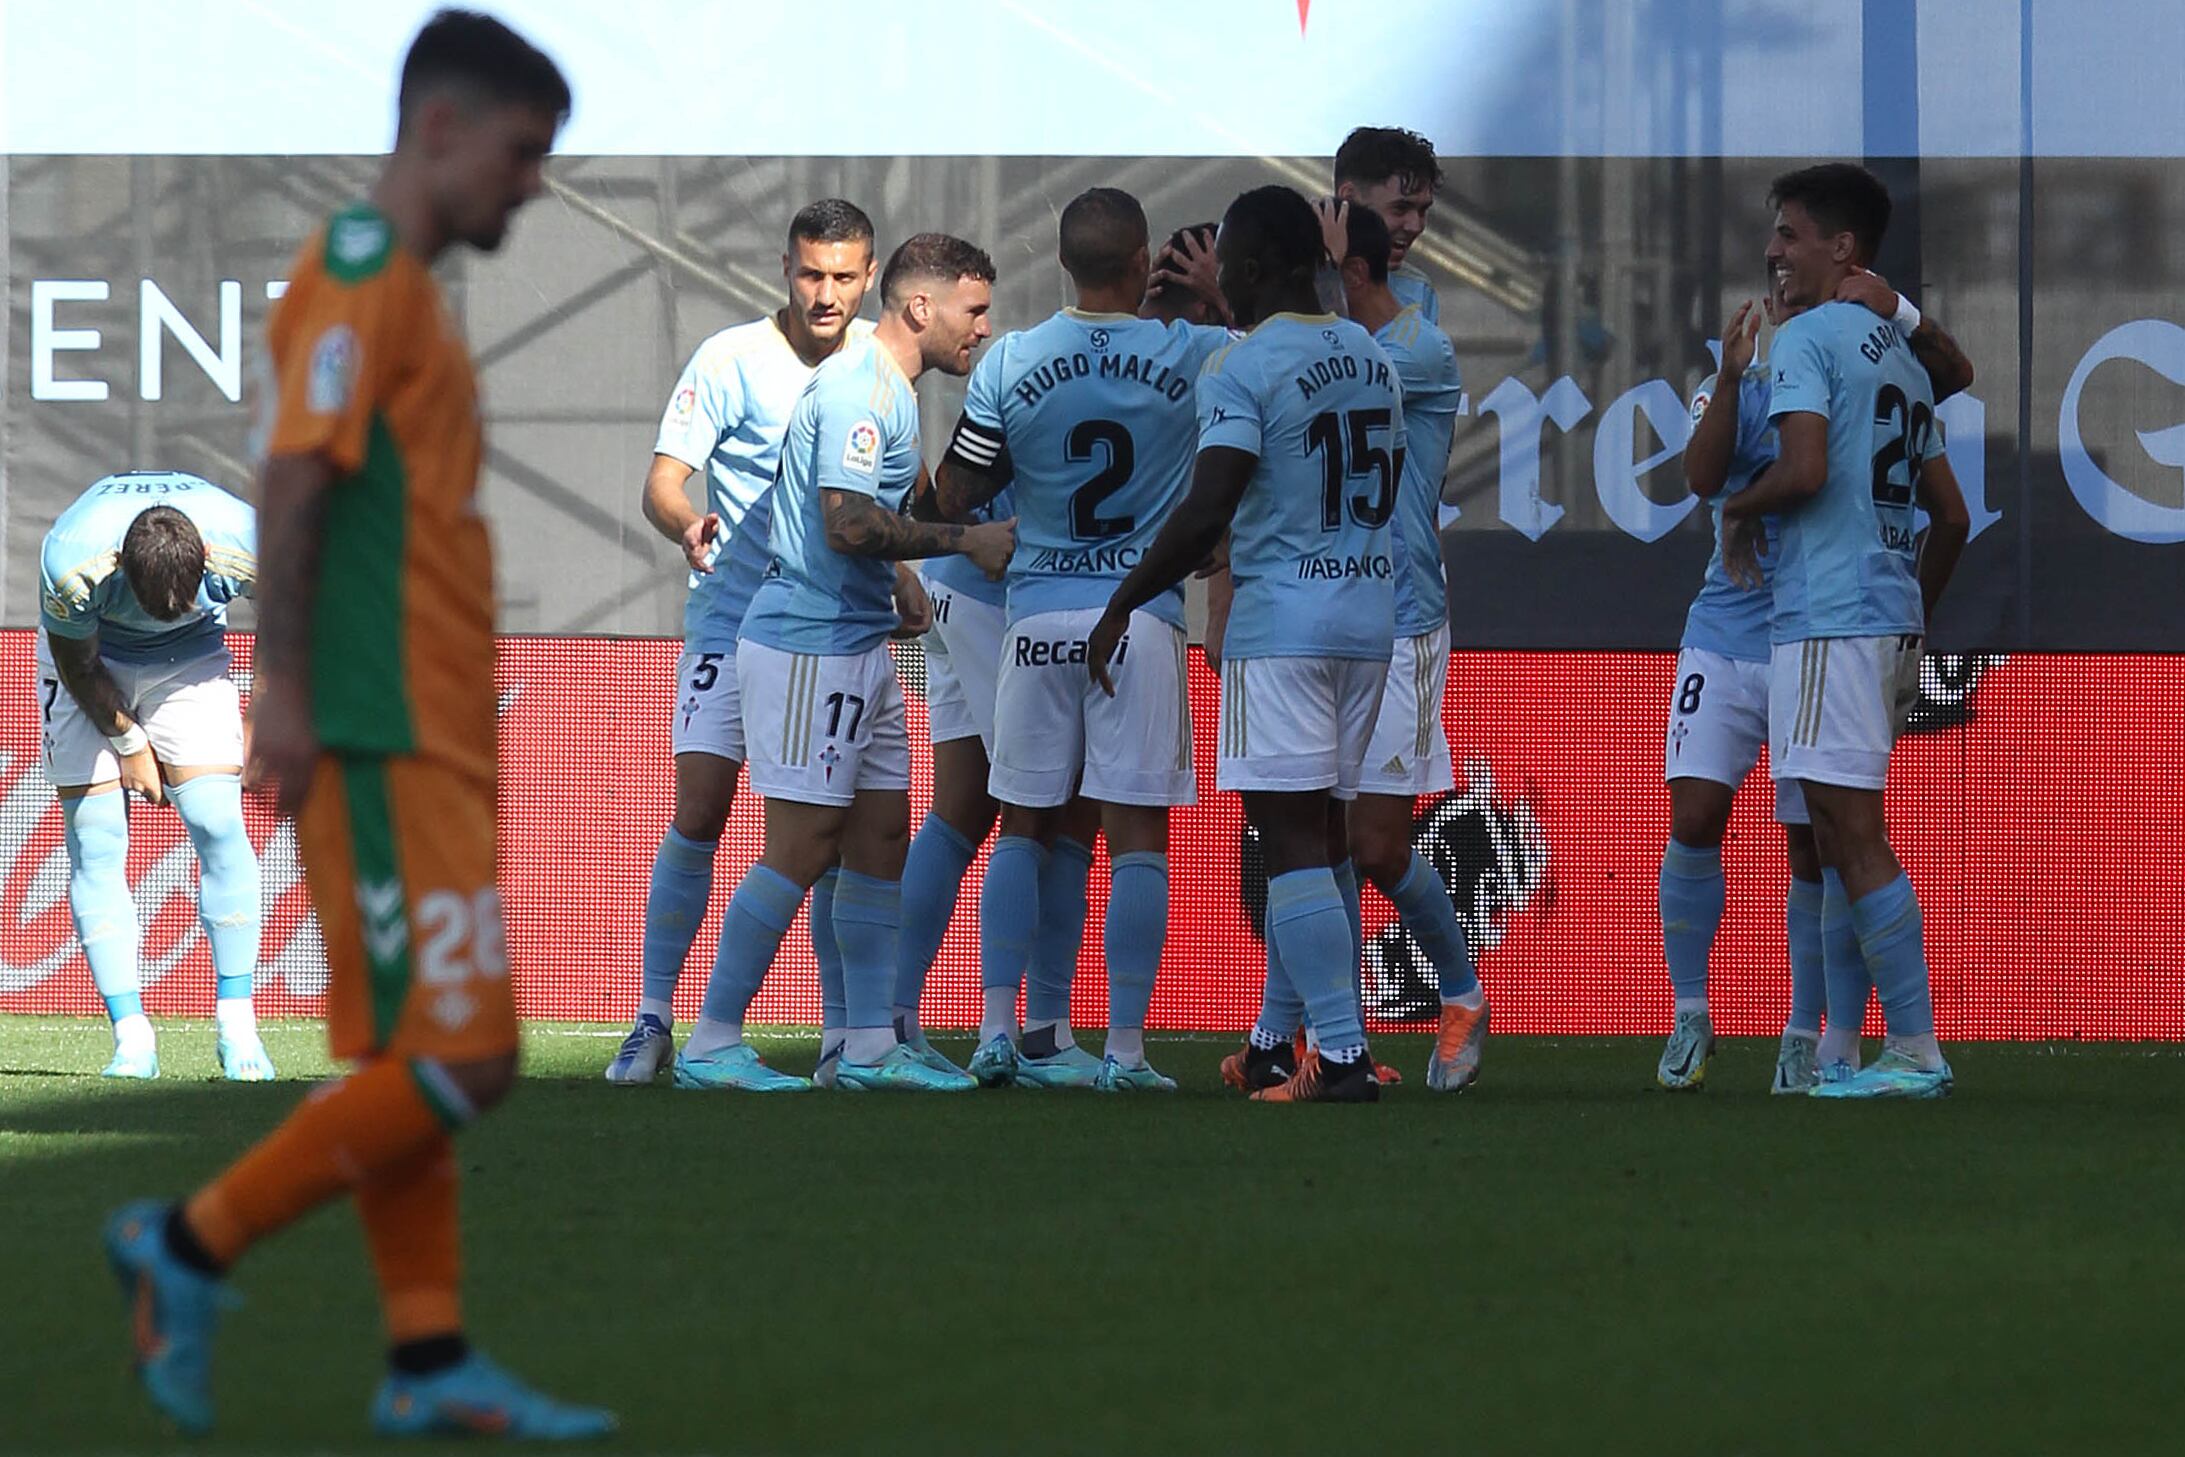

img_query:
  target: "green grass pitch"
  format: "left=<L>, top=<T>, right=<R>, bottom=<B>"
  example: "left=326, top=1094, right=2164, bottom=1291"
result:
left=3, top=1017, right=2179, bottom=1455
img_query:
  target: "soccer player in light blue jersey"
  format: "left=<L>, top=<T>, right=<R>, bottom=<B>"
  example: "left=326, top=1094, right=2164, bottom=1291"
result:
left=606, top=200, right=914, bottom=1086
left=1091, top=185, right=1405, bottom=1104
left=1661, top=268, right=1977, bottom=1095
left=933, top=187, right=1230, bottom=1092
left=37, top=472, right=272, bottom=1082
left=1335, top=126, right=1443, bottom=325
left=1324, top=203, right=1489, bottom=1093
left=674, top=234, right=1015, bottom=1094
left=1719, top=164, right=1971, bottom=1100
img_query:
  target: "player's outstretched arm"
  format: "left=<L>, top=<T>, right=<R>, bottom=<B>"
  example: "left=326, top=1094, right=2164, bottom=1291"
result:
left=247, top=452, right=337, bottom=818
left=1088, top=447, right=1253, bottom=694
left=640, top=454, right=719, bottom=572
left=1685, top=302, right=1758, bottom=499
left=820, top=488, right=1015, bottom=578
left=1913, top=451, right=1972, bottom=623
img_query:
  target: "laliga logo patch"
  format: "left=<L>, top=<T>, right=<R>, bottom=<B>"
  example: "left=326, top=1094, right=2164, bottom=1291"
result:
left=307, top=324, right=357, bottom=414
left=841, top=419, right=881, bottom=475
left=670, top=384, right=697, bottom=423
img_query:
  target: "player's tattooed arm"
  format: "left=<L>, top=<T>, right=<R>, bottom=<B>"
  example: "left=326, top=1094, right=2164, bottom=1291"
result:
left=1686, top=301, right=1758, bottom=499
left=46, top=633, right=133, bottom=738
left=1088, top=447, right=1254, bottom=694
left=246, top=452, right=337, bottom=817
left=821, top=489, right=1016, bottom=579
left=1912, top=451, right=1972, bottom=622
left=934, top=456, right=1010, bottom=522
left=1908, top=318, right=1976, bottom=404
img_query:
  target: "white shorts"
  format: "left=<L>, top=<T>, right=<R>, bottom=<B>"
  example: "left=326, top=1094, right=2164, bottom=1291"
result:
left=1356, top=622, right=1457, bottom=798
left=988, top=609, right=1195, bottom=809
left=1216, top=654, right=1388, bottom=801
left=1668, top=647, right=1808, bottom=824
left=1769, top=635, right=1922, bottom=792
left=921, top=578, right=1003, bottom=751
left=739, top=640, right=911, bottom=806
left=36, top=630, right=244, bottom=788
left=670, top=645, right=746, bottom=761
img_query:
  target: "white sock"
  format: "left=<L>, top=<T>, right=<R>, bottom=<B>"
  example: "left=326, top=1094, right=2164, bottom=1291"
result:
left=1816, top=1025, right=1862, bottom=1069
left=845, top=1027, right=895, bottom=1065
left=683, top=1017, right=743, bottom=1059
left=112, top=1012, right=154, bottom=1050
left=1782, top=1024, right=1820, bottom=1044
left=639, top=996, right=674, bottom=1027
left=979, top=987, right=1019, bottom=1044
left=1442, top=988, right=1486, bottom=1012
left=215, top=997, right=258, bottom=1038
left=1885, top=1032, right=1945, bottom=1071
left=1303, top=1025, right=1321, bottom=1053
left=1105, top=1028, right=1146, bottom=1066
left=1673, top=996, right=1709, bottom=1017
left=1026, top=1016, right=1075, bottom=1051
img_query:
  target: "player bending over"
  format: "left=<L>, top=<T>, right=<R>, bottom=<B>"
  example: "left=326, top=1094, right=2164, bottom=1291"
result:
left=934, top=187, right=1230, bottom=1091
left=1719, top=163, right=1971, bottom=1099
left=674, top=234, right=1013, bottom=1093
left=1091, top=185, right=1405, bottom=1104
left=1659, top=262, right=1974, bottom=1093
left=38, top=473, right=272, bottom=1081
left=605, top=198, right=899, bottom=1086
left=105, top=10, right=614, bottom=1438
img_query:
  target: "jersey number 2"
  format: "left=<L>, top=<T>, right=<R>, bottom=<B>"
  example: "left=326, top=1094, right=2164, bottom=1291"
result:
left=1067, top=420, right=1136, bottom=541
left=1306, top=409, right=1400, bottom=530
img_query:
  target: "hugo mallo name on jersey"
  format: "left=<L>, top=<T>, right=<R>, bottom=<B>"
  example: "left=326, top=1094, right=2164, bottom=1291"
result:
left=1198, top=313, right=1407, bottom=662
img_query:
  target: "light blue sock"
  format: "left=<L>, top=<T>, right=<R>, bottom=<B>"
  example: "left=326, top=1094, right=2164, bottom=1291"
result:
left=811, top=869, right=845, bottom=1033
left=698, top=864, right=801, bottom=1025
left=1383, top=849, right=1477, bottom=1000
left=979, top=836, right=1046, bottom=1003
left=1255, top=932, right=1305, bottom=1044
left=1104, top=851, right=1166, bottom=1033
left=895, top=813, right=978, bottom=1015
left=1028, top=836, right=1092, bottom=1024
left=1333, top=858, right=1363, bottom=1023
left=1660, top=839, right=1725, bottom=1005
left=1820, top=869, right=1872, bottom=1040
left=640, top=827, right=717, bottom=1010
left=60, top=791, right=138, bottom=1023
left=168, top=774, right=261, bottom=1003
left=832, top=870, right=902, bottom=1031
left=1786, top=876, right=1826, bottom=1036
left=1852, top=873, right=1934, bottom=1038
left=1267, top=868, right=1365, bottom=1057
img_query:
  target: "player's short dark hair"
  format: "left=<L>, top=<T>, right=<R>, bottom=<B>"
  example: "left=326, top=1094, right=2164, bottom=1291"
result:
left=1340, top=203, right=1393, bottom=283
left=1334, top=126, right=1444, bottom=195
left=1221, top=186, right=1323, bottom=279
left=398, top=9, right=572, bottom=128
left=1058, top=188, right=1148, bottom=289
left=1147, top=223, right=1217, bottom=301
left=120, top=506, right=205, bottom=623
left=788, top=198, right=875, bottom=253
left=1768, top=163, right=1893, bottom=265
left=880, top=233, right=997, bottom=304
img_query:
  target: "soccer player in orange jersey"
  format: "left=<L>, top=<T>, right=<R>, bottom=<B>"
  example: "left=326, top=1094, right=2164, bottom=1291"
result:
left=102, top=11, right=613, bottom=1440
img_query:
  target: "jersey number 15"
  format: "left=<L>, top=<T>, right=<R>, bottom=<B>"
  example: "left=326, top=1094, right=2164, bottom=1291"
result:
left=1307, top=409, right=1401, bottom=530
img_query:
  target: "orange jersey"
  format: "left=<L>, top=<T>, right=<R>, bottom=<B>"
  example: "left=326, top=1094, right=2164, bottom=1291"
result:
left=266, top=204, right=495, bottom=782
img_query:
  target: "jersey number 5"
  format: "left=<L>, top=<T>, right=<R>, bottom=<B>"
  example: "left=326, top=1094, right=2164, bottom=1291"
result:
left=1306, top=409, right=1401, bottom=530
left=1067, top=419, right=1136, bottom=541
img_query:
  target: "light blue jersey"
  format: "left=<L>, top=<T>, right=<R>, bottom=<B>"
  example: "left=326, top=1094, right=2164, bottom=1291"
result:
left=1198, top=313, right=1405, bottom=662
left=655, top=317, right=876, bottom=652
left=739, top=335, right=923, bottom=657
left=956, top=308, right=1229, bottom=628
left=1390, top=265, right=1440, bottom=324
left=1374, top=305, right=1462, bottom=637
left=1680, top=367, right=1783, bottom=663
left=1766, top=301, right=1933, bottom=642
left=39, top=472, right=255, bottom=665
